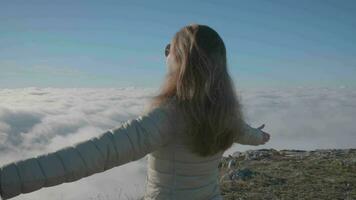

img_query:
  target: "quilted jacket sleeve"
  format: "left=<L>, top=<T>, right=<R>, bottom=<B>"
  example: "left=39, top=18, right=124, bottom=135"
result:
left=234, top=121, right=264, bottom=146
left=0, top=104, right=175, bottom=200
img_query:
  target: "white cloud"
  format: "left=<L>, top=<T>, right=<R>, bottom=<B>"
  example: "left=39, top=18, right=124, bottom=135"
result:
left=0, top=86, right=355, bottom=199
left=225, top=85, right=356, bottom=155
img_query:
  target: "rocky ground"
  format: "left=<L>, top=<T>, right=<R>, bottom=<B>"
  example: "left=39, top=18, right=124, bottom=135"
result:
left=218, top=148, right=356, bottom=200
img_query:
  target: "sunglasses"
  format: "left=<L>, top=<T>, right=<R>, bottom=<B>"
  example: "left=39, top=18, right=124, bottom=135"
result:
left=165, top=43, right=170, bottom=57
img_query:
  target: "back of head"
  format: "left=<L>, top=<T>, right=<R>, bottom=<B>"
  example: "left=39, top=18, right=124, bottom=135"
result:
left=149, top=23, right=245, bottom=157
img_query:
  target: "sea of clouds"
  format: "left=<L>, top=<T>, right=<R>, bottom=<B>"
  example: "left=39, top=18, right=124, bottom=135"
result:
left=0, top=86, right=355, bottom=200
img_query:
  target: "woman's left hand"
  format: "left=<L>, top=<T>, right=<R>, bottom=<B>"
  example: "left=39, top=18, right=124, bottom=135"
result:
left=257, top=124, right=271, bottom=144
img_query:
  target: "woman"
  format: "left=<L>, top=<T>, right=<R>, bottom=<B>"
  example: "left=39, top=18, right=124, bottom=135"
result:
left=0, top=24, right=270, bottom=200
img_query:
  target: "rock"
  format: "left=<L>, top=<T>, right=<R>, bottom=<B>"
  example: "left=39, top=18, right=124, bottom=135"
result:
left=232, top=151, right=242, bottom=158
left=243, top=148, right=279, bottom=160
left=227, top=159, right=237, bottom=169
left=229, top=168, right=255, bottom=181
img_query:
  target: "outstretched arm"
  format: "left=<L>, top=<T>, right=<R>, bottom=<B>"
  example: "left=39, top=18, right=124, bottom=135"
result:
left=234, top=121, right=266, bottom=146
left=0, top=104, right=175, bottom=199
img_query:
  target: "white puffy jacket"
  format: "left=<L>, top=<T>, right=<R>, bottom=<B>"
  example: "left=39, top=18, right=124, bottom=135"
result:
left=0, top=98, right=264, bottom=200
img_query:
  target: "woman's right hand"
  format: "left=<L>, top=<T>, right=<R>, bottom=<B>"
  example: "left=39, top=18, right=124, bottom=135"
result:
left=257, top=124, right=271, bottom=144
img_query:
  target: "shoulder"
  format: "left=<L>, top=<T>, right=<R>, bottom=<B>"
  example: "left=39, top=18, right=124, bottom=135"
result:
left=143, top=96, right=177, bottom=114
left=142, top=96, right=183, bottom=126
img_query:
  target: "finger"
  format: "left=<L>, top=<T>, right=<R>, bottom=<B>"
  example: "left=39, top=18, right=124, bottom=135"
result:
left=257, top=124, right=265, bottom=130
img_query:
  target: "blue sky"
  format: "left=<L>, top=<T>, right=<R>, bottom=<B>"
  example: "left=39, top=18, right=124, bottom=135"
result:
left=0, top=0, right=355, bottom=89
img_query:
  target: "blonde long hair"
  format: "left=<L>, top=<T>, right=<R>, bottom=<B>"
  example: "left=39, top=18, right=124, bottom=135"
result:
left=149, top=24, right=245, bottom=157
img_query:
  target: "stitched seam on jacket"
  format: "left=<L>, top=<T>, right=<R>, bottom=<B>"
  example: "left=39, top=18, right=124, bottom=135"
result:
left=174, top=170, right=218, bottom=179
left=121, top=123, right=136, bottom=160
left=72, top=147, right=89, bottom=177
left=54, top=152, right=68, bottom=182
left=89, top=139, right=106, bottom=170
left=146, top=177, right=172, bottom=189
left=148, top=167, right=217, bottom=177
left=131, top=119, right=150, bottom=156
left=35, top=158, right=47, bottom=187
left=107, top=130, right=120, bottom=164
left=150, top=155, right=221, bottom=164
left=14, top=163, right=23, bottom=193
